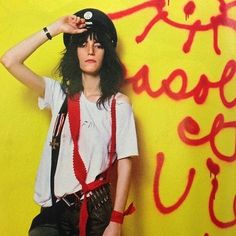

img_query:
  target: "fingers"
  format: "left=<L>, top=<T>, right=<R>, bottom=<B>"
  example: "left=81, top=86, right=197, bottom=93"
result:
left=72, top=28, right=87, bottom=34
left=63, top=15, right=87, bottom=34
left=68, top=15, right=86, bottom=28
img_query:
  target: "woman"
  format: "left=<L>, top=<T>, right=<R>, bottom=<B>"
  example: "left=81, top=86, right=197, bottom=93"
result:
left=1, top=8, right=138, bottom=236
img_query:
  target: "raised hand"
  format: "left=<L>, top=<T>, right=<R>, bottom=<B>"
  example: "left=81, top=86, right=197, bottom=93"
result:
left=47, top=15, right=87, bottom=37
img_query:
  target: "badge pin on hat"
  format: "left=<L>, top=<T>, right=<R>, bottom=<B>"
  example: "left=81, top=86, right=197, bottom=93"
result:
left=84, top=11, right=93, bottom=26
left=63, top=8, right=118, bottom=48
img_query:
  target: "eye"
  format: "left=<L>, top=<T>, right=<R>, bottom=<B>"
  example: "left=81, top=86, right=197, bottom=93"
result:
left=81, top=42, right=87, bottom=47
left=94, top=42, right=104, bottom=49
left=78, top=42, right=87, bottom=48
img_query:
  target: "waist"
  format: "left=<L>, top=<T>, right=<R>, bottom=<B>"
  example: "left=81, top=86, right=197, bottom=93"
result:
left=58, top=182, right=111, bottom=208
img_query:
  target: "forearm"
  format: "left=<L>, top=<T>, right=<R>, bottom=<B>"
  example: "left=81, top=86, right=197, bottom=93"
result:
left=0, top=26, right=59, bottom=95
left=113, top=158, right=132, bottom=212
left=0, top=15, right=85, bottom=95
left=103, top=158, right=132, bottom=236
left=1, top=23, right=61, bottom=67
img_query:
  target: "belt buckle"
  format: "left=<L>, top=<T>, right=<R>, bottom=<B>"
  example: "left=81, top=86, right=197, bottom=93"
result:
left=73, top=191, right=83, bottom=201
left=61, top=196, right=76, bottom=207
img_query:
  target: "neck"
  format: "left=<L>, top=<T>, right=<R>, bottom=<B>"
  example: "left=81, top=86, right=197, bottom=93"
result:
left=82, top=73, right=101, bottom=96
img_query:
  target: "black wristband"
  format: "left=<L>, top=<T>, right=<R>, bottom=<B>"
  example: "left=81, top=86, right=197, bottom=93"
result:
left=43, top=27, right=52, bottom=40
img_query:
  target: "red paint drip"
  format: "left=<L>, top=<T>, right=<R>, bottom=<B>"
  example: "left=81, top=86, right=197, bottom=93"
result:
left=184, top=1, right=196, bottom=20
left=207, top=158, right=236, bottom=228
left=206, top=158, right=220, bottom=177
left=153, top=152, right=196, bottom=214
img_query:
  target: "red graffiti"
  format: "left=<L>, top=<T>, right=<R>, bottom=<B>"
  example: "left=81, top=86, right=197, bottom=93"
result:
left=207, top=158, right=220, bottom=177
left=109, top=0, right=236, bottom=54
left=108, top=1, right=236, bottom=233
left=153, top=152, right=196, bottom=213
left=178, top=113, right=236, bottom=162
left=153, top=152, right=236, bottom=229
left=125, top=59, right=236, bottom=109
left=184, top=1, right=196, bottom=20
left=207, top=158, right=236, bottom=228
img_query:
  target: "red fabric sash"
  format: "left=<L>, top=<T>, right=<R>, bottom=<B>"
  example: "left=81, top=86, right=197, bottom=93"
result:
left=68, top=94, right=116, bottom=236
left=111, top=203, right=136, bottom=224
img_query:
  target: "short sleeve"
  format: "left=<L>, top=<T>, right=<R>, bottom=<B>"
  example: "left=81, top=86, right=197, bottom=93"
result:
left=38, top=77, right=62, bottom=110
left=116, top=102, right=139, bottom=159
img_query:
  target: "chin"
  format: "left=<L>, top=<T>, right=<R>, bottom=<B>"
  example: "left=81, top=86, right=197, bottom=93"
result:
left=82, top=66, right=101, bottom=75
left=82, top=70, right=100, bottom=76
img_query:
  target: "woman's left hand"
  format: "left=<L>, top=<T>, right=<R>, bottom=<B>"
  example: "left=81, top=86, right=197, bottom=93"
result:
left=103, top=222, right=121, bottom=236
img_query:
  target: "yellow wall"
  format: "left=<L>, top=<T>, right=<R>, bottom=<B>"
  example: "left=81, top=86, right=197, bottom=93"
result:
left=0, top=1, right=236, bottom=235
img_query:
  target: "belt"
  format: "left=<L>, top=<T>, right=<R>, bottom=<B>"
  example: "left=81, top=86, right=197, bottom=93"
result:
left=59, top=183, right=110, bottom=208
left=60, top=190, right=84, bottom=207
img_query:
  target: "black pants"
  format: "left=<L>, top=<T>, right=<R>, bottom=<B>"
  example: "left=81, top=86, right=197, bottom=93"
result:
left=29, top=184, right=112, bottom=236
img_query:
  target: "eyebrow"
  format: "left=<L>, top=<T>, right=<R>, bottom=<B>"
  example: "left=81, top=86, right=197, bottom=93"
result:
left=83, top=39, right=101, bottom=44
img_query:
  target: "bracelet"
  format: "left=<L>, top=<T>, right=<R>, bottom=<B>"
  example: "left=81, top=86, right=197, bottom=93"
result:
left=110, top=210, right=124, bottom=224
left=110, top=203, right=136, bottom=224
left=43, top=27, right=52, bottom=40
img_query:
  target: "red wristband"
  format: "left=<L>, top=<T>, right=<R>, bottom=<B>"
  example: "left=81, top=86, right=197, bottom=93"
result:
left=110, top=203, right=136, bottom=224
left=111, top=210, right=124, bottom=224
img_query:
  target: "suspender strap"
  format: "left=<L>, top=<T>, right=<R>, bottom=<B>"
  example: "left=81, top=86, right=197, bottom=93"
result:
left=67, top=94, right=87, bottom=183
left=68, top=94, right=117, bottom=236
left=110, top=97, right=117, bottom=165
left=50, top=98, right=67, bottom=205
left=106, top=97, right=117, bottom=179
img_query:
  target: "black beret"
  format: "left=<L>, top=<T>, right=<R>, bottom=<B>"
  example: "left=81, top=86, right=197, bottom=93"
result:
left=63, top=8, right=117, bottom=48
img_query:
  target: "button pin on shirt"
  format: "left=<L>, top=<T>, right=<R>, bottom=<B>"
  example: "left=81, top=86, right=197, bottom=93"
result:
left=50, top=138, right=59, bottom=150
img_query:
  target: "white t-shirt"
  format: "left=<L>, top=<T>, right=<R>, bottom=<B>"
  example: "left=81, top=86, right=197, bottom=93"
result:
left=34, top=77, right=138, bottom=207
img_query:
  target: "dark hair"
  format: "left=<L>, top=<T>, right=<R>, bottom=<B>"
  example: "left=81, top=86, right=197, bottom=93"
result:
left=56, top=29, right=124, bottom=108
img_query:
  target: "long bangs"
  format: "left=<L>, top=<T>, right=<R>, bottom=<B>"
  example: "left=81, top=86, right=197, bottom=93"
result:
left=70, top=27, right=113, bottom=49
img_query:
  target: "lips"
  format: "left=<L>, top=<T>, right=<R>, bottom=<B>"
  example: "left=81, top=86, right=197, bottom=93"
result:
left=85, top=59, right=96, bottom=63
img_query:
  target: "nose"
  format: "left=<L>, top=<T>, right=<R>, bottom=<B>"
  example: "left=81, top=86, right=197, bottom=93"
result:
left=88, top=42, right=95, bottom=56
